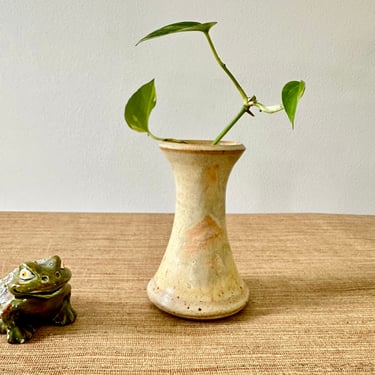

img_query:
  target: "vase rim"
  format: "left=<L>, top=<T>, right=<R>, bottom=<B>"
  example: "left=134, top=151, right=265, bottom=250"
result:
left=159, top=140, right=245, bottom=152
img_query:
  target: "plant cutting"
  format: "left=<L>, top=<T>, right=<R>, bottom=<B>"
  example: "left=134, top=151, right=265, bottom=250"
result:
left=125, top=21, right=305, bottom=144
left=124, top=21, right=305, bottom=320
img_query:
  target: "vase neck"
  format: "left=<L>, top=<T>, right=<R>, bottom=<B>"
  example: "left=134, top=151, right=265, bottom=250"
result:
left=161, top=143, right=244, bottom=228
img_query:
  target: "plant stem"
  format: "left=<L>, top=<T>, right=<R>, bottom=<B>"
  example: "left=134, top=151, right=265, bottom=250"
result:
left=212, top=106, right=247, bottom=145
left=148, top=131, right=165, bottom=142
left=204, top=32, right=248, bottom=104
left=204, top=31, right=251, bottom=144
left=148, top=131, right=187, bottom=143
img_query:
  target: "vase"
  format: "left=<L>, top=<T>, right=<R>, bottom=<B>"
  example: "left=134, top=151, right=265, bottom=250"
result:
left=147, top=140, right=249, bottom=319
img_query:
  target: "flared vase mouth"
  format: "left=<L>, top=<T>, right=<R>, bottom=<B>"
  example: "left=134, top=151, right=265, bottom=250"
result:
left=159, top=140, right=245, bottom=153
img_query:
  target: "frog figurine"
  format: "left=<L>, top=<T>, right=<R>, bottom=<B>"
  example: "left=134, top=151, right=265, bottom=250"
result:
left=0, top=255, right=76, bottom=344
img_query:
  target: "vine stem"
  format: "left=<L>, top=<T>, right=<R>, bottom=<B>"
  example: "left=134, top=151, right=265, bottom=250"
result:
left=204, top=31, right=251, bottom=144
left=148, top=131, right=186, bottom=143
left=204, top=32, right=248, bottom=104
left=212, top=106, right=247, bottom=145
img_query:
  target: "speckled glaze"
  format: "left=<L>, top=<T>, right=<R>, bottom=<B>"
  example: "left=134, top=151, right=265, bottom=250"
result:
left=0, top=255, right=76, bottom=343
left=147, top=141, right=249, bottom=319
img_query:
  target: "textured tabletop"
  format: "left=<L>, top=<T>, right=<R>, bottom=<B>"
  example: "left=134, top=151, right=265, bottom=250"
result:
left=0, top=212, right=374, bottom=374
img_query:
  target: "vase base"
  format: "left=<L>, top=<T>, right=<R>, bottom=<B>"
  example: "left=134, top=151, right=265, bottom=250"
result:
left=147, top=278, right=249, bottom=320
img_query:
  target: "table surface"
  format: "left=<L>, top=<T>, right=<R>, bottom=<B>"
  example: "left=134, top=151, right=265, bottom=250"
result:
left=0, top=212, right=374, bottom=374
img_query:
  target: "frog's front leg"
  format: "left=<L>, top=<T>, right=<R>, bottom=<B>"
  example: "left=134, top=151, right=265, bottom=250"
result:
left=52, top=295, right=77, bottom=326
left=6, top=323, right=35, bottom=344
left=1, top=302, right=35, bottom=344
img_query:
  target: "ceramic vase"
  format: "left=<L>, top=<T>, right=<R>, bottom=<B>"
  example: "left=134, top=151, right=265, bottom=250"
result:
left=147, top=141, right=249, bottom=319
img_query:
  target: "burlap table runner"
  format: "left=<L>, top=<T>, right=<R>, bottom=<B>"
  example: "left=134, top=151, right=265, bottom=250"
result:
left=0, top=212, right=374, bottom=374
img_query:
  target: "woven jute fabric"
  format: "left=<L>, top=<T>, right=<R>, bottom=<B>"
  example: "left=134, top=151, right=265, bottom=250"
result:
left=0, top=212, right=374, bottom=374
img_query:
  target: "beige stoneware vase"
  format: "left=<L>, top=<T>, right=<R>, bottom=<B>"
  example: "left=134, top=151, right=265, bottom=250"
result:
left=147, top=140, right=249, bottom=319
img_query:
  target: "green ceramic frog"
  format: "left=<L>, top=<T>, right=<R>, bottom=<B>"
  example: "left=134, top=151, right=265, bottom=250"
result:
left=0, top=255, right=76, bottom=344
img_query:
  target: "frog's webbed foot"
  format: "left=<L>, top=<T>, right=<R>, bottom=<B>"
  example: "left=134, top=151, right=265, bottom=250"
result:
left=6, top=324, right=35, bottom=344
left=52, top=299, right=77, bottom=326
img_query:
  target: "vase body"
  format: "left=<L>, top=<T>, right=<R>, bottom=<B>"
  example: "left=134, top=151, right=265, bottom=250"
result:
left=147, top=141, right=249, bottom=319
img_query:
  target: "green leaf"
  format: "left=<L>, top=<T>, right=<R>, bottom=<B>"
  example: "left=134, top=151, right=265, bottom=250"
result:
left=282, top=80, right=306, bottom=128
left=136, top=21, right=217, bottom=45
left=124, top=79, right=156, bottom=134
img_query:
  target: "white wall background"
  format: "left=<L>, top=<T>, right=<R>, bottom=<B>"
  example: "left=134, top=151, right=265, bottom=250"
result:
left=0, top=0, right=374, bottom=214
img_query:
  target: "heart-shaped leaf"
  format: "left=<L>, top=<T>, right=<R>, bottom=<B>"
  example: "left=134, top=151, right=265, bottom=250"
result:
left=282, top=80, right=306, bottom=128
left=136, top=21, right=217, bottom=45
left=124, top=79, right=156, bottom=135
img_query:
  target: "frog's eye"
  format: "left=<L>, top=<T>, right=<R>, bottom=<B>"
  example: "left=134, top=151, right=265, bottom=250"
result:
left=19, top=268, right=35, bottom=281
